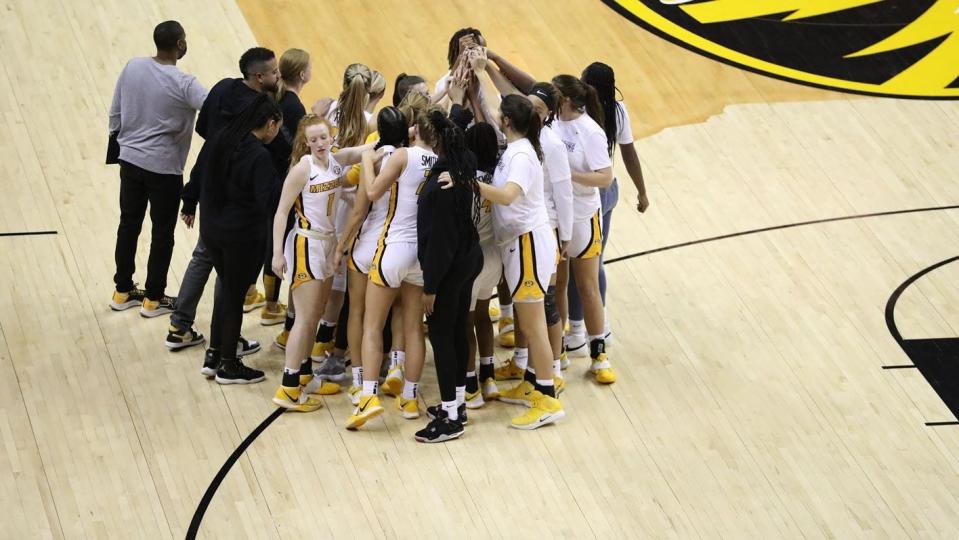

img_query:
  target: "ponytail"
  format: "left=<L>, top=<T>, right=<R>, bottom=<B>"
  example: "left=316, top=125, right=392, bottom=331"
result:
left=499, top=94, right=543, bottom=162
left=209, top=94, right=282, bottom=206
left=551, top=74, right=606, bottom=133
left=582, top=62, right=618, bottom=155
left=276, top=48, right=310, bottom=102
left=393, top=73, right=426, bottom=106
left=582, top=84, right=604, bottom=132
left=334, top=63, right=372, bottom=148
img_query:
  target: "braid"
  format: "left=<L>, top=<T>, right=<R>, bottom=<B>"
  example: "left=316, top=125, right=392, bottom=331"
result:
left=582, top=62, right=617, bottom=155
left=209, top=94, right=282, bottom=206
left=428, top=110, right=480, bottom=225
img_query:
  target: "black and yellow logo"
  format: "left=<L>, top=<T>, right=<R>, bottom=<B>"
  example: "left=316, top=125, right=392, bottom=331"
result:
left=604, top=0, right=959, bottom=98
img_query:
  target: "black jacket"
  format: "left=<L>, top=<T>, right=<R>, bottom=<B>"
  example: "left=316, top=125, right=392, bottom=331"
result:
left=417, top=155, right=481, bottom=295
left=197, top=132, right=277, bottom=244
left=196, top=78, right=260, bottom=140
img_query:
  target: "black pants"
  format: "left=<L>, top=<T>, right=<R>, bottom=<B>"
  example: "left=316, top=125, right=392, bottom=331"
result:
left=113, top=160, right=183, bottom=299
left=427, top=249, right=482, bottom=402
left=205, top=234, right=265, bottom=360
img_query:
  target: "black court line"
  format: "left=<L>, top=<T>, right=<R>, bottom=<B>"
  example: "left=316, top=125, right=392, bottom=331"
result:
left=884, top=255, right=959, bottom=426
left=605, top=205, right=959, bottom=265
left=0, top=230, right=58, bottom=237
left=186, top=407, right=285, bottom=539
left=190, top=204, right=958, bottom=535
left=882, top=365, right=917, bottom=370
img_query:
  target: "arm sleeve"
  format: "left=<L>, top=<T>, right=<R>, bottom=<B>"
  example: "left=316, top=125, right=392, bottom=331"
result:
left=108, top=66, right=123, bottom=132
left=196, top=83, right=216, bottom=139
left=546, top=142, right=574, bottom=241
left=584, top=129, right=612, bottom=170
left=180, top=141, right=208, bottom=214
left=183, top=75, right=209, bottom=111
left=421, top=186, right=460, bottom=295
left=252, top=151, right=278, bottom=214
left=616, top=101, right=634, bottom=145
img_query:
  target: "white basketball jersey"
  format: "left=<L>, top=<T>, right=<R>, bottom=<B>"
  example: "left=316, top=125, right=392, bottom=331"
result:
left=377, top=145, right=436, bottom=245
left=293, top=154, right=344, bottom=234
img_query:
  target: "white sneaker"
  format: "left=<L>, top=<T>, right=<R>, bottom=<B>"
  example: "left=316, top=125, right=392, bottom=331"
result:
left=564, top=332, right=588, bottom=358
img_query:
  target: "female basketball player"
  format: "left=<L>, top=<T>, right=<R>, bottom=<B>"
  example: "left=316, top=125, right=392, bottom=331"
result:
left=415, top=111, right=482, bottom=443
left=365, top=70, right=386, bottom=117
left=269, top=115, right=373, bottom=411
left=566, top=61, right=648, bottom=347
left=196, top=94, right=281, bottom=385
left=467, top=95, right=565, bottom=429
left=551, top=75, right=616, bottom=385
left=393, top=73, right=429, bottom=106
left=345, top=107, right=442, bottom=430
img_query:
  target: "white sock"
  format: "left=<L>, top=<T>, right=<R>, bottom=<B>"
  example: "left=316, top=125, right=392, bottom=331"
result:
left=500, top=303, right=513, bottom=319
left=536, top=378, right=554, bottom=389
left=362, top=379, right=378, bottom=396
left=466, top=370, right=476, bottom=380
left=390, top=349, right=406, bottom=368
left=553, top=359, right=562, bottom=379
left=319, top=318, right=336, bottom=328
left=352, top=367, right=363, bottom=388
left=570, top=319, right=586, bottom=335
left=455, top=386, right=466, bottom=406
left=442, top=400, right=458, bottom=421
left=402, top=379, right=418, bottom=399
left=514, top=347, right=529, bottom=370
left=479, top=356, right=494, bottom=365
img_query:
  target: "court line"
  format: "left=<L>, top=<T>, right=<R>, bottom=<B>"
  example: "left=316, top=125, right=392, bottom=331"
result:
left=0, top=230, right=58, bottom=237
left=190, top=203, right=958, bottom=535
left=186, top=408, right=285, bottom=539
left=605, top=205, right=959, bottom=265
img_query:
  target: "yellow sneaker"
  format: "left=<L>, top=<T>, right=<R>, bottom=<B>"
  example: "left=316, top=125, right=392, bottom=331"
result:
left=381, top=365, right=404, bottom=397
left=498, top=381, right=535, bottom=407
left=497, top=317, right=515, bottom=348
left=394, top=395, right=420, bottom=419
left=260, top=303, right=287, bottom=326
left=243, top=290, right=266, bottom=313
left=348, top=385, right=362, bottom=406
left=481, top=377, right=500, bottom=400
left=488, top=303, right=501, bottom=322
left=494, top=357, right=524, bottom=380
left=302, top=375, right=342, bottom=396
left=465, top=388, right=485, bottom=409
left=272, top=385, right=323, bottom=412
left=510, top=392, right=565, bottom=430
left=273, top=329, right=289, bottom=350
left=554, top=376, right=565, bottom=396
left=110, top=287, right=144, bottom=311
left=590, top=353, right=616, bottom=384
left=311, top=340, right=334, bottom=361
left=346, top=394, right=384, bottom=430
left=560, top=351, right=570, bottom=370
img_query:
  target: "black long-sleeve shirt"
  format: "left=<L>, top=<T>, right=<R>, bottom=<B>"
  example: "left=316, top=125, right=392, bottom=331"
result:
left=197, top=133, right=277, bottom=244
left=196, top=78, right=260, bottom=140
left=417, top=156, right=480, bottom=295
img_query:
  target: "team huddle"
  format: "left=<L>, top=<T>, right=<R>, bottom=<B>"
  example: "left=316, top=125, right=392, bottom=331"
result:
left=108, top=22, right=649, bottom=443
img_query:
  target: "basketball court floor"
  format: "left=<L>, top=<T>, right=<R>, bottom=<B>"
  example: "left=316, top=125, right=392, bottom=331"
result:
left=2, top=0, right=959, bottom=537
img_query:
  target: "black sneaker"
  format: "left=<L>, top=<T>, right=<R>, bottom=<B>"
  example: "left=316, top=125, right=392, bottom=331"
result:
left=214, top=357, right=266, bottom=385
left=200, top=348, right=219, bottom=377
left=140, top=295, right=176, bottom=318
left=166, top=325, right=205, bottom=350
left=426, top=403, right=468, bottom=425
left=110, top=285, right=146, bottom=311
left=414, top=416, right=464, bottom=443
left=236, top=336, right=261, bottom=357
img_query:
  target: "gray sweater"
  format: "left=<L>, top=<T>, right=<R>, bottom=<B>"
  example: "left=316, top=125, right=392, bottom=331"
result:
left=108, top=57, right=208, bottom=175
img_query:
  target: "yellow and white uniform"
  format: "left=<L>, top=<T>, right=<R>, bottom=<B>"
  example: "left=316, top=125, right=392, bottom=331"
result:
left=541, top=123, right=573, bottom=261
left=348, top=143, right=396, bottom=274
left=368, top=145, right=436, bottom=288
left=283, top=154, right=344, bottom=289
left=552, top=113, right=611, bottom=259
left=492, top=138, right=555, bottom=303
left=469, top=168, right=502, bottom=310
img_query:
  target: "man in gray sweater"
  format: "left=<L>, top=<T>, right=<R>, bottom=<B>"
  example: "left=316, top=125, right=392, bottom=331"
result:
left=108, top=20, right=208, bottom=317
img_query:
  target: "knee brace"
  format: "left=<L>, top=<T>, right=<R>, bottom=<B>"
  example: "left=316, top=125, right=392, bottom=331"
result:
left=544, top=286, right=561, bottom=326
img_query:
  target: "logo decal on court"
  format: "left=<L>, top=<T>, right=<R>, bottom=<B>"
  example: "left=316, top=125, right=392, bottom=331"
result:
left=604, top=0, right=959, bottom=98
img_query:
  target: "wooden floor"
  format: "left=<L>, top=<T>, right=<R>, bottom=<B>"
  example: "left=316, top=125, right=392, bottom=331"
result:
left=2, top=0, right=959, bottom=538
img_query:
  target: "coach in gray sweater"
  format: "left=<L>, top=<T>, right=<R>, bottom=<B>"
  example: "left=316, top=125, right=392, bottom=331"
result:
left=108, top=20, right=208, bottom=317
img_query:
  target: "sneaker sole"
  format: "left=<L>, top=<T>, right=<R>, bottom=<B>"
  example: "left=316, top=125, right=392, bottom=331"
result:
left=166, top=338, right=206, bottom=350
left=499, top=397, right=535, bottom=407
left=415, top=430, right=464, bottom=443
left=243, top=302, right=266, bottom=313
left=140, top=308, right=174, bottom=318
left=200, top=367, right=217, bottom=378
left=510, top=410, right=566, bottom=430
left=465, top=398, right=485, bottom=410
left=273, top=341, right=287, bottom=351
left=215, top=375, right=266, bottom=385
left=272, top=398, right=323, bottom=412
left=566, top=342, right=589, bottom=358
left=345, top=407, right=384, bottom=430
left=260, top=318, right=285, bottom=326
left=399, top=409, right=420, bottom=420
left=316, top=372, right=349, bottom=383
left=110, top=301, right=141, bottom=311
left=237, top=344, right=261, bottom=357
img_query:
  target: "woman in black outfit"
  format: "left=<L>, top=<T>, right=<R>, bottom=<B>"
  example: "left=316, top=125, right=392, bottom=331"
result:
left=197, top=94, right=283, bottom=383
left=415, top=110, right=482, bottom=443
